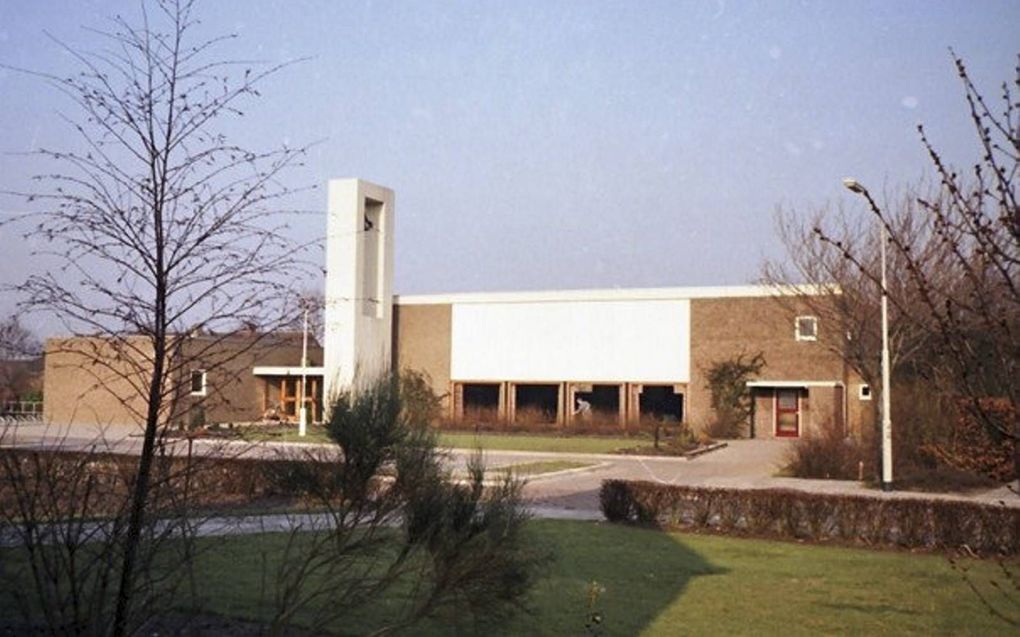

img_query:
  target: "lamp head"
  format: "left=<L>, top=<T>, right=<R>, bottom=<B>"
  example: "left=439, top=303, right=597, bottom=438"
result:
left=842, top=178, right=866, bottom=194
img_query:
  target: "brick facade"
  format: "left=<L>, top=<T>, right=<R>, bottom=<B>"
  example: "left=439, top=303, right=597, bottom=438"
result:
left=688, top=296, right=857, bottom=437
left=43, top=333, right=319, bottom=429
left=44, top=336, right=157, bottom=428
left=391, top=303, right=452, bottom=404
left=45, top=290, right=871, bottom=439
left=392, top=290, right=870, bottom=438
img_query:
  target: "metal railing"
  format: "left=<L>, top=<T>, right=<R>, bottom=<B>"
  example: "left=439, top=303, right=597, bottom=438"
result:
left=1, top=400, right=43, bottom=424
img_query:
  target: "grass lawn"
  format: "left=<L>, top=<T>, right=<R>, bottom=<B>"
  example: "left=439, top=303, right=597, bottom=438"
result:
left=192, top=520, right=1015, bottom=635
left=6, top=520, right=1001, bottom=635
left=493, top=460, right=594, bottom=476
left=235, top=425, right=643, bottom=454
left=544, top=522, right=1018, bottom=636
left=437, top=432, right=642, bottom=454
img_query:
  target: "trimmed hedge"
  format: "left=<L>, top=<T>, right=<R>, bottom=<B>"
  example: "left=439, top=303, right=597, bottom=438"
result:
left=0, top=448, right=327, bottom=516
left=600, top=480, right=1019, bottom=555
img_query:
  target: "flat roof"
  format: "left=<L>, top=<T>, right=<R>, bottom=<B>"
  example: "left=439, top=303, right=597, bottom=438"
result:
left=395, top=284, right=836, bottom=306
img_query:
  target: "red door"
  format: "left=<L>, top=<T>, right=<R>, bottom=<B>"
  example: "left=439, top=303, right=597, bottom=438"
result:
left=775, top=389, right=800, bottom=437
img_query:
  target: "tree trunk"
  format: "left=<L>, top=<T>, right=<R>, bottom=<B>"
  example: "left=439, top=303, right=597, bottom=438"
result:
left=112, top=251, right=168, bottom=637
left=1014, top=419, right=1019, bottom=496
left=111, top=331, right=166, bottom=637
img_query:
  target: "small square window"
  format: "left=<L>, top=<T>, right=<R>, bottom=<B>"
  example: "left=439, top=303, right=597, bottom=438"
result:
left=858, top=384, right=872, bottom=401
left=190, top=370, right=207, bottom=396
left=795, top=316, right=818, bottom=341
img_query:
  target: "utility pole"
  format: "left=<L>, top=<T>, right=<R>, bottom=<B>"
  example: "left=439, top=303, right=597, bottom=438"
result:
left=299, top=307, right=308, bottom=437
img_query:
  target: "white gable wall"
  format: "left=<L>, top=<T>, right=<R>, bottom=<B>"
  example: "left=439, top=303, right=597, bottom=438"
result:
left=451, top=299, right=690, bottom=383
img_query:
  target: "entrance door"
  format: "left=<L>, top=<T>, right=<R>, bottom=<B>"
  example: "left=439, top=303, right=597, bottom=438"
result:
left=280, top=378, right=300, bottom=419
left=266, top=376, right=323, bottom=423
left=775, top=389, right=800, bottom=437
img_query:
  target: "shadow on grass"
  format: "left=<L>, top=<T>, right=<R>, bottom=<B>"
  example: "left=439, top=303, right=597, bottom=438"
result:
left=419, top=519, right=726, bottom=636
left=184, top=519, right=724, bottom=636
left=0, top=519, right=723, bottom=635
left=511, top=520, right=725, bottom=636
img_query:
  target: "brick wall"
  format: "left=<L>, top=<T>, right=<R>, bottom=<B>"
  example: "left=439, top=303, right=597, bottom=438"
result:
left=44, top=336, right=158, bottom=428
left=175, top=334, right=319, bottom=425
left=392, top=303, right=452, bottom=407
left=391, top=294, right=872, bottom=437
left=689, top=296, right=849, bottom=436
left=44, top=333, right=321, bottom=430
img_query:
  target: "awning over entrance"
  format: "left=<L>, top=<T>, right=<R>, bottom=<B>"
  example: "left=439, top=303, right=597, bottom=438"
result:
left=252, top=366, right=324, bottom=377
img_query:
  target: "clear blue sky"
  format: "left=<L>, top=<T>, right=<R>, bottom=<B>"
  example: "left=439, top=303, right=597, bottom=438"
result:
left=1, top=1, right=1017, bottom=333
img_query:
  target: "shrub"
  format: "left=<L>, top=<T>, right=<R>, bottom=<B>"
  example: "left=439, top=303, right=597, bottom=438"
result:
left=0, top=442, right=324, bottom=635
left=271, top=374, right=545, bottom=633
left=922, top=397, right=1016, bottom=483
left=400, top=369, right=445, bottom=425
left=0, top=449, right=319, bottom=514
left=784, top=421, right=866, bottom=480
left=598, top=479, right=1019, bottom=555
left=599, top=481, right=634, bottom=522
left=703, top=352, right=765, bottom=439
left=785, top=385, right=1012, bottom=490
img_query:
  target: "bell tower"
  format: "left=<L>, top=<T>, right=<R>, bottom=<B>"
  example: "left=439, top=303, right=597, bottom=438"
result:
left=323, top=178, right=395, bottom=406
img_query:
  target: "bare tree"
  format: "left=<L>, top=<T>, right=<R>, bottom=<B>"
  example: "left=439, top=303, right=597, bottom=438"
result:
left=281, top=288, right=325, bottom=346
left=0, top=433, right=222, bottom=635
left=764, top=191, right=948, bottom=401
left=0, top=315, right=41, bottom=360
left=1, top=0, right=310, bottom=632
left=824, top=53, right=1019, bottom=483
left=899, top=52, right=1018, bottom=481
left=0, top=316, right=42, bottom=404
left=770, top=52, right=1018, bottom=483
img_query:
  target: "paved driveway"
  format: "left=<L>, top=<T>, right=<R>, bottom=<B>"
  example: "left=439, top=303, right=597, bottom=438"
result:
left=470, top=440, right=794, bottom=512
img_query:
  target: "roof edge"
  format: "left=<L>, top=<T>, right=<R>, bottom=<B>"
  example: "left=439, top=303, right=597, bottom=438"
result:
left=395, top=284, right=838, bottom=306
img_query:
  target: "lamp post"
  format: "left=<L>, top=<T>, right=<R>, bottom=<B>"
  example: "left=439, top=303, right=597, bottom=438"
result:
left=298, top=307, right=309, bottom=437
left=842, top=178, right=893, bottom=491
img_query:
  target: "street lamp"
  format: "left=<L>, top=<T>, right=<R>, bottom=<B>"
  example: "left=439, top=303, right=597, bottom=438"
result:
left=298, top=307, right=309, bottom=437
left=842, top=177, right=893, bottom=491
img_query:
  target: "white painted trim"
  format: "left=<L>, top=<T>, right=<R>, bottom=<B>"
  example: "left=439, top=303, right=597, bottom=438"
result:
left=252, top=366, right=325, bottom=377
left=795, top=315, right=819, bottom=341
left=395, top=283, right=838, bottom=306
left=746, top=380, right=843, bottom=388
left=189, top=370, right=207, bottom=396
left=857, top=383, right=872, bottom=401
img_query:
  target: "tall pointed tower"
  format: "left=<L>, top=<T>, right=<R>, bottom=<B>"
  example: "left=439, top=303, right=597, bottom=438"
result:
left=323, top=179, right=395, bottom=406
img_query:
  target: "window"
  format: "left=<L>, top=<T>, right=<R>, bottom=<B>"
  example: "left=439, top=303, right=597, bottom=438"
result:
left=858, top=384, right=872, bottom=401
left=513, top=383, right=560, bottom=424
left=795, top=316, right=818, bottom=341
left=189, top=370, right=206, bottom=396
left=458, top=382, right=502, bottom=422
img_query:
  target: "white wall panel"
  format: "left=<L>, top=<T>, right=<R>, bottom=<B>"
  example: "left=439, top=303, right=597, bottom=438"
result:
left=451, top=300, right=690, bottom=383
